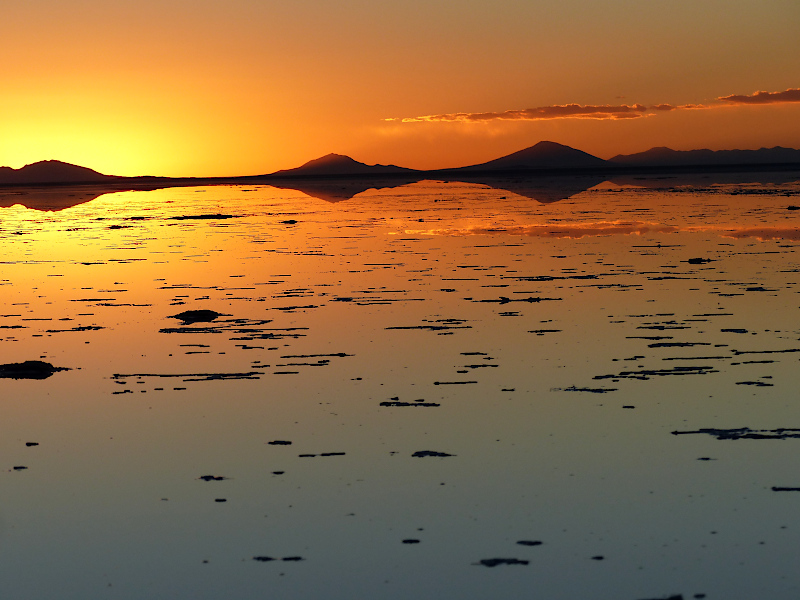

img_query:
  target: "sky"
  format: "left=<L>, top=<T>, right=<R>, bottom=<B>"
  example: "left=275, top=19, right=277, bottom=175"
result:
left=2, top=0, right=799, bottom=177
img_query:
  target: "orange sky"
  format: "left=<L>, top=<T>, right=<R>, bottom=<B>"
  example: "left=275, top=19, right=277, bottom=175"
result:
left=2, top=0, right=799, bottom=177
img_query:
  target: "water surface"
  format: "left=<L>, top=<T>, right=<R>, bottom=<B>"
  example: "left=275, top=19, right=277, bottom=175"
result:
left=2, top=176, right=800, bottom=599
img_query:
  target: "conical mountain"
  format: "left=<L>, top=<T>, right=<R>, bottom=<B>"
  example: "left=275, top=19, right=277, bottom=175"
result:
left=455, top=141, right=607, bottom=172
left=270, top=153, right=416, bottom=177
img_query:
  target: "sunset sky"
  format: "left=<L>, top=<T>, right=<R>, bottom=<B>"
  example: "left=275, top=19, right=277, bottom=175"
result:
left=2, top=0, right=799, bottom=177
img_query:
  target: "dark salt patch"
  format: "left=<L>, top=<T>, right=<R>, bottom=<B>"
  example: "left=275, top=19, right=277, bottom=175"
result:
left=731, top=348, right=800, bottom=356
left=686, top=257, right=713, bottom=264
left=721, top=328, right=748, bottom=334
left=772, top=487, right=800, bottom=492
left=412, top=451, right=454, bottom=457
left=380, top=401, right=441, bottom=407
left=476, top=558, right=529, bottom=567
left=214, top=498, right=227, bottom=503
left=198, top=475, right=228, bottom=481
left=591, top=555, right=605, bottom=560
left=434, top=381, right=477, bottom=385
left=402, top=539, right=421, bottom=544
left=672, top=427, right=800, bottom=440
left=169, top=214, right=235, bottom=220
left=13, top=466, right=28, bottom=471
left=169, top=310, right=226, bottom=324
left=45, top=325, right=104, bottom=333
left=25, top=442, right=39, bottom=447
left=280, top=353, right=352, bottom=358
left=594, top=366, right=716, bottom=380
left=553, top=386, right=617, bottom=394
left=282, top=556, right=304, bottom=561
left=253, top=556, right=275, bottom=562
left=736, top=381, right=774, bottom=387
left=529, top=329, right=562, bottom=335
left=516, top=540, right=543, bottom=546
left=320, top=452, right=345, bottom=457
left=661, top=356, right=728, bottom=361
left=112, top=371, right=263, bottom=381
left=268, top=440, right=292, bottom=445
left=648, top=342, right=711, bottom=348
left=475, top=296, right=561, bottom=304
left=0, top=361, right=70, bottom=380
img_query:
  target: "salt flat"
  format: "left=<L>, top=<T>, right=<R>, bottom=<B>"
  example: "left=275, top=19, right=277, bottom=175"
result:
left=2, top=176, right=800, bottom=599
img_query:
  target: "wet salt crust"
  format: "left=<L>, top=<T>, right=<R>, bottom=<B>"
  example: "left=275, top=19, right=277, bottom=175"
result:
left=1, top=175, right=800, bottom=600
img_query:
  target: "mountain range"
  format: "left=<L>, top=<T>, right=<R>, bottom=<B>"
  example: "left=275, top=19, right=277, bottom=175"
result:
left=2, top=141, right=800, bottom=187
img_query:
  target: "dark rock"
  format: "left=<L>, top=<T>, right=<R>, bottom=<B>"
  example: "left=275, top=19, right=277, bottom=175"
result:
left=198, top=475, right=228, bottom=481
left=412, top=451, right=454, bottom=457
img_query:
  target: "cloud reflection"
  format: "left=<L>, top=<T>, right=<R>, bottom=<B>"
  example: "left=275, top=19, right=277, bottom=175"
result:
left=407, top=222, right=800, bottom=241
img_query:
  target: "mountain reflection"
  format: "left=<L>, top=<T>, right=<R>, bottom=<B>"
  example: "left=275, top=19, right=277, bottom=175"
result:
left=2, top=169, right=797, bottom=212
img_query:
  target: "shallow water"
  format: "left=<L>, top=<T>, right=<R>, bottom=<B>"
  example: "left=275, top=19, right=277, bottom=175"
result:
left=2, top=176, right=800, bottom=599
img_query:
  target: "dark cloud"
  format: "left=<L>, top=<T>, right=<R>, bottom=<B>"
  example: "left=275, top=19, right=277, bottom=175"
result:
left=718, top=88, right=800, bottom=105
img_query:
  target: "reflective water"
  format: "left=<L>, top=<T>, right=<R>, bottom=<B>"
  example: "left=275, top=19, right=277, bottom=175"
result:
left=2, top=177, right=800, bottom=599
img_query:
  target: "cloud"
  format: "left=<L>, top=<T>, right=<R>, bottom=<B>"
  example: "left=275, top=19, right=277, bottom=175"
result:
left=405, top=223, right=800, bottom=242
left=721, top=227, right=800, bottom=241
left=718, top=88, right=800, bottom=105
left=393, top=104, right=650, bottom=123
left=387, top=87, right=798, bottom=123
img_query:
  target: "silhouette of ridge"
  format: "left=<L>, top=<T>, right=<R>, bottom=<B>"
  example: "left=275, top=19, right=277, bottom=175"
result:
left=0, top=160, right=116, bottom=185
left=450, top=141, right=608, bottom=173
left=270, top=153, right=416, bottom=177
left=610, top=146, right=800, bottom=167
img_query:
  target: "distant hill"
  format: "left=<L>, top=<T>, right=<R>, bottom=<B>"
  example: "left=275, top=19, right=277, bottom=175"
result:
left=609, top=146, right=800, bottom=167
left=452, top=141, right=607, bottom=173
left=0, top=160, right=115, bottom=185
left=269, top=153, right=416, bottom=178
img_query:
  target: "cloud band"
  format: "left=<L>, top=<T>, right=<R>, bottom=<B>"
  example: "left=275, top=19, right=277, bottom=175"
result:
left=387, top=87, right=798, bottom=124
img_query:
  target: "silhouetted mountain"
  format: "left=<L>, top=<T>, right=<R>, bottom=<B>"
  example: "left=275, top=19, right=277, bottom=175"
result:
left=610, top=146, right=800, bottom=167
left=269, top=153, right=416, bottom=178
left=0, top=160, right=115, bottom=185
left=451, top=141, right=607, bottom=173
